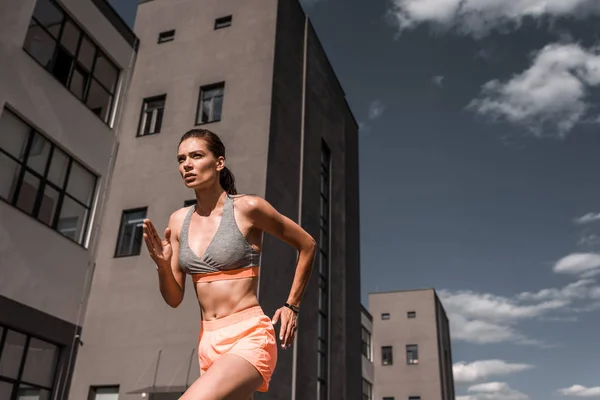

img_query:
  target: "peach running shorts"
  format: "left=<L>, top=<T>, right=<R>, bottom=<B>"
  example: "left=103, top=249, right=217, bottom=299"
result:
left=198, top=305, right=278, bottom=392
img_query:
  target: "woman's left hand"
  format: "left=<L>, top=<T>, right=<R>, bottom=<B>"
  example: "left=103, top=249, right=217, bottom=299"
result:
left=271, top=306, right=298, bottom=349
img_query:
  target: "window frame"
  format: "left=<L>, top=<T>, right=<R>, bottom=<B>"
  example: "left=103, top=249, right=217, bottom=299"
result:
left=22, top=0, right=121, bottom=126
left=136, top=94, right=167, bottom=137
left=214, top=15, right=232, bottom=30
left=195, top=82, right=225, bottom=125
left=406, top=344, right=419, bottom=365
left=157, top=29, right=175, bottom=43
left=0, top=107, right=97, bottom=247
left=88, top=385, right=120, bottom=400
left=407, top=311, right=416, bottom=319
left=381, top=313, right=390, bottom=320
left=381, top=346, right=393, bottom=366
left=114, top=207, right=148, bottom=258
left=361, top=326, right=372, bottom=361
left=361, top=379, right=372, bottom=400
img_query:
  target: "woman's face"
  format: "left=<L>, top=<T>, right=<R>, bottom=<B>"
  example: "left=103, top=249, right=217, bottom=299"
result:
left=177, top=138, right=224, bottom=189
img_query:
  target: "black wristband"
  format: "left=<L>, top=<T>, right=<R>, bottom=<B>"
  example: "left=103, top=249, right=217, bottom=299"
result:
left=284, top=303, right=300, bottom=314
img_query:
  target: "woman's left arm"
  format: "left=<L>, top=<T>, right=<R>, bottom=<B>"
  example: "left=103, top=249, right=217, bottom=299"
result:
left=243, top=196, right=317, bottom=349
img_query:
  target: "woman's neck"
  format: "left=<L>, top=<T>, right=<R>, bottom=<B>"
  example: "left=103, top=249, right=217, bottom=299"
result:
left=193, top=187, right=226, bottom=216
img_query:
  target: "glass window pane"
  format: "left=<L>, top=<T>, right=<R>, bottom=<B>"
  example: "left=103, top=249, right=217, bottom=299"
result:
left=93, top=52, right=118, bottom=92
left=24, top=21, right=57, bottom=68
left=0, top=381, right=13, bottom=400
left=0, top=110, right=31, bottom=160
left=91, top=386, right=119, bottom=400
left=57, top=195, right=88, bottom=243
left=47, top=148, right=69, bottom=187
left=116, top=209, right=147, bottom=257
left=66, top=162, right=95, bottom=206
left=38, top=185, right=60, bottom=226
left=26, top=133, right=51, bottom=175
left=50, top=46, right=74, bottom=85
left=16, top=172, right=41, bottom=215
left=32, top=0, right=64, bottom=38
left=16, top=384, right=51, bottom=400
left=21, top=338, right=59, bottom=387
left=77, top=37, right=95, bottom=70
left=69, top=66, right=89, bottom=101
left=0, top=330, right=27, bottom=379
left=86, top=78, right=112, bottom=122
left=0, top=153, right=22, bottom=202
left=59, top=19, right=80, bottom=55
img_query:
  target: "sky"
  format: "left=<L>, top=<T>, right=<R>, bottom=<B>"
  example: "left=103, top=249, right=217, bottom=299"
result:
left=108, top=1, right=600, bottom=399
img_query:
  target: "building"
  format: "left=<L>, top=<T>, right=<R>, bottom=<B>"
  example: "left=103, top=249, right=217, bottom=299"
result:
left=369, top=289, right=455, bottom=400
left=69, top=0, right=361, bottom=399
left=361, top=305, right=374, bottom=400
left=0, top=0, right=137, bottom=399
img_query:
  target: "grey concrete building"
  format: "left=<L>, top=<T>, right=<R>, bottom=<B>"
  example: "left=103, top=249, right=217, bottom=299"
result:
left=369, top=289, right=455, bottom=400
left=69, top=0, right=361, bottom=399
left=0, top=0, right=137, bottom=399
left=361, top=305, right=374, bottom=400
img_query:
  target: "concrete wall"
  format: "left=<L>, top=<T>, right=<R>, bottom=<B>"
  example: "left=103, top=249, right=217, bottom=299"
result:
left=370, top=289, right=444, bottom=400
left=435, top=294, right=456, bottom=400
left=0, top=0, right=135, bottom=326
left=69, top=0, right=278, bottom=398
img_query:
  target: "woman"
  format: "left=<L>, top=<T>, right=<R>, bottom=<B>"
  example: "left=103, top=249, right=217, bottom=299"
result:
left=142, top=128, right=316, bottom=400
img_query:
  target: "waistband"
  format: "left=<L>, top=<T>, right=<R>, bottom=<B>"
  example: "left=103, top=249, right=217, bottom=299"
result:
left=202, top=305, right=265, bottom=331
left=191, top=266, right=259, bottom=284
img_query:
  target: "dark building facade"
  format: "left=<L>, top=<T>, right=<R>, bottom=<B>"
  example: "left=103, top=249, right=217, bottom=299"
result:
left=0, top=0, right=138, bottom=399
left=70, top=0, right=361, bottom=399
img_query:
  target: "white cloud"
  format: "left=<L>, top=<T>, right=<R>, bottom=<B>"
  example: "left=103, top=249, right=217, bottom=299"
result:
left=554, top=253, right=600, bottom=276
left=517, top=279, right=595, bottom=302
left=575, top=212, right=600, bottom=225
left=368, top=100, right=386, bottom=120
left=459, top=382, right=529, bottom=400
left=388, top=0, right=600, bottom=38
left=467, top=43, right=600, bottom=138
left=558, top=385, right=600, bottom=397
left=453, top=360, right=534, bottom=384
left=432, top=75, right=445, bottom=86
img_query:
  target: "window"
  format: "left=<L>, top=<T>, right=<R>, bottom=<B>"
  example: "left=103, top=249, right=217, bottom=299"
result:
left=362, top=379, right=372, bottom=400
left=137, top=95, right=166, bottom=136
left=361, top=326, right=371, bottom=361
left=214, top=15, right=232, bottom=29
left=0, top=324, right=60, bottom=400
left=407, top=311, right=416, bottom=318
left=381, top=346, right=393, bottom=365
left=381, top=313, right=390, bottom=320
left=0, top=108, right=97, bottom=245
left=183, top=199, right=196, bottom=207
left=157, top=29, right=175, bottom=43
left=115, top=208, right=147, bottom=257
left=196, top=83, right=224, bottom=124
left=406, top=344, right=419, bottom=365
left=317, top=140, right=331, bottom=400
left=88, top=385, right=119, bottom=400
left=23, top=0, right=120, bottom=124
left=383, top=398, right=395, bottom=400
left=408, top=397, right=421, bottom=400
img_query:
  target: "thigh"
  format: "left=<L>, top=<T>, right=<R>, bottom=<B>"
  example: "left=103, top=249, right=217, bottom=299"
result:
left=180, top=353, right=263, bottom=400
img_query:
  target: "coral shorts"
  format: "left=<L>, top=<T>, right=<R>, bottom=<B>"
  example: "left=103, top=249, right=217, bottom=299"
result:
left=198, top=306, right=278, bottom=392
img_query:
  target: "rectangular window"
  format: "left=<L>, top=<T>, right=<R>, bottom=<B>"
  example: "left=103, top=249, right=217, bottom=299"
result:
left=408, top=397, right=421, bottom=400
left=196, top=83, right=224, bottom=125
left=23, top=0, right=120, bottom=125
left=407, top=311, right=416, bottom=319
left=184, top=199, right=196, bottom=207
left=361, top=326, right=371, bottom=361
left=317, top=140, right=331, bottom=400
left=383, top=398, right=395, bottom=400
left=406, top=344, right=419, bottom=365
left=0, top=324, right=60, bottom=399
left=381, top=313, right=390, bottom=320
left=214, top=15, right=232, bottom=29
left=88, top=385, right=119, bottom=400
left=115, top=208, right=147, bottom=257
left=362, top=379, right=372, bottom=400
left=157, top=29, right=175, bottom=43
left=382, top=346, right=393, bottom=365
left=137, top=95, right=166, bottom=136
left=0, top=108, right=97, bottom=245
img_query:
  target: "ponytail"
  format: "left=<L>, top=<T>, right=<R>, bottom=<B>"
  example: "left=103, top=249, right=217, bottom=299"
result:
left=220, top=166, right=237, bottom=195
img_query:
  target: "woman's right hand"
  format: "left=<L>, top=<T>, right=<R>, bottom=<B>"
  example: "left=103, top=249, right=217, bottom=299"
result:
left=143, top=218, right=172, bottom=270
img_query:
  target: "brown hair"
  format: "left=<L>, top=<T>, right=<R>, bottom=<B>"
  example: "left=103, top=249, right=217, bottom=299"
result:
left=179, top=129, right=237, bottom=195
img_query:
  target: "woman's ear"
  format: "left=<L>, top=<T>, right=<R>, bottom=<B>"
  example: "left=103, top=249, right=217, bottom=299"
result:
left=216, top=156, right=225, bottom=172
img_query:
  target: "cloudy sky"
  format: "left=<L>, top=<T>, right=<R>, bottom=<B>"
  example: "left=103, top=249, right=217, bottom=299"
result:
left=109, top=0, right=600, bottom=399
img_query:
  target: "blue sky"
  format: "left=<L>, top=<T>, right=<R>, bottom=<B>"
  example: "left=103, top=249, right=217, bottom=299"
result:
left=109, top=1, right=600, bottom=399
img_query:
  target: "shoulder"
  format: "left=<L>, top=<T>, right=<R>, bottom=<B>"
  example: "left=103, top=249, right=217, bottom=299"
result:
left=231, top=194, right=277, bottom=219
left=167, top=206, right=192, bottom=234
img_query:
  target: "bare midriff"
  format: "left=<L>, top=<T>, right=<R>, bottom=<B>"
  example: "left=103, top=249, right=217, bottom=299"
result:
left=194, top=276, right=260, bottom=321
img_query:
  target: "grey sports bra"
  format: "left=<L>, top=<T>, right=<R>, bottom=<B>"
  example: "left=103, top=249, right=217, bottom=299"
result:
left=178, top=195, right=260, bottom=275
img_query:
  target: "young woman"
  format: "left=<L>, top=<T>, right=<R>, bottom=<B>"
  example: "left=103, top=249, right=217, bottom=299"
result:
left=142, top=128, right=316, bottom=400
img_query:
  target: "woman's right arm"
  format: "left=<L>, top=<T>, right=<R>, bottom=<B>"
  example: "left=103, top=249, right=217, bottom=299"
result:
left=143, top=212, right=186, bottom=308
